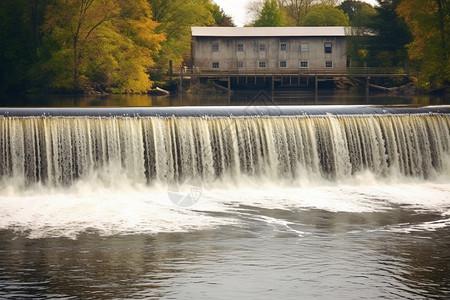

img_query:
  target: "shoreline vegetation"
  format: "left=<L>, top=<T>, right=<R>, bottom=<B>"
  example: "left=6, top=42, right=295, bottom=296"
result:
left=0, top=0, right=448, bottom=97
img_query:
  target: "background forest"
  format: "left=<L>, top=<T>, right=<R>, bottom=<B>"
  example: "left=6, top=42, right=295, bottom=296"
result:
left=0, top=0, right=448, bottom=94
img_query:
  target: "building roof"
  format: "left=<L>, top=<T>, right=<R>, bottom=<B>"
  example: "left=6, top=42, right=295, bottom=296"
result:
left=191, top=27, right=349, bottom=37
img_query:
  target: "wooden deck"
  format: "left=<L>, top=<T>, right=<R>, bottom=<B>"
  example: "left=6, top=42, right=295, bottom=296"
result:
left=176, top=67, right=410, bottom=97
left=178, top=67, right=408, bottom=78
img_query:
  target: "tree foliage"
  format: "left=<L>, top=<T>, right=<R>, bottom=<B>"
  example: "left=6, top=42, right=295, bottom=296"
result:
left=42, top=0, right=165, bottom=93
left=0, top=0, right=222, bottom=93
left=254, top=0, right=285, bottom=27
left=149, top=0, right=215, bottom=80
left=397, top=0, right=450, bottom=89
left=0, top=0, right=50, bottom=93
left=0, top=0, right=166, bottom=93
left=278, top=0, right=314, bottom=26
left=338, top=1, right=377, bottom=67
left=302, top=4, right=349, bottom=26
left=339, top=0, right=376, bottom=27
left=364, top=0, right=411, bottom=70
left=211, top=4, right=235, bottom=27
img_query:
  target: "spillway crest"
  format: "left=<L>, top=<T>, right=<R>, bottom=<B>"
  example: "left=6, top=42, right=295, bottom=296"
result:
left=1, top=107, right=449, bottom=186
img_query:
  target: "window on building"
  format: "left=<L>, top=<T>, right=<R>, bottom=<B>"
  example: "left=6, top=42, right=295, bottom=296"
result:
left=212, top=62, right=220, bottom=69
left=300, top=61, right=309, bottom=68
left=301, top=43, right=309, bottom=52
left=259, top=43, right=266, bottom=52
left=280, top=43, right=287, bottom=51
left=280, top=61, right=287, bottom=68
left=324, top=42, right=332, bottom=54
left=238, top=61, right=244, bottom=68
left=212, top=43, right=219, bottom=52
left=258, top=61, right=266, bottom=68
left=325, top=61, right=333, bottom=68
left=237, top=43, right=244, bottom=52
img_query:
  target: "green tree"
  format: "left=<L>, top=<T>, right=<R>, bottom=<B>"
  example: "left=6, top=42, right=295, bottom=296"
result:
left=278, top=0, right=314, bottom=26
left=254, top=0, right=285, bottom=27
left=303, top=4, right=349, bottom=26
left=339, top=0, right=376, bottom=27
left=338, top=1, right=377, bottom=67
left=0, top=0, right=51, bottom=93
left=365, top=0, right=411, bottom=69
left=211, top=4, right=235, bottom=27
left=397, top=0, right=450, bottom=89
left=149, top=0, right=215, bottom=81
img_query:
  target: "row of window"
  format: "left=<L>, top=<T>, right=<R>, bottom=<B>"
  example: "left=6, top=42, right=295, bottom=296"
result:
left=212, top=61, right=334, bottom=69
left=212, top=42, right=333, bottom=53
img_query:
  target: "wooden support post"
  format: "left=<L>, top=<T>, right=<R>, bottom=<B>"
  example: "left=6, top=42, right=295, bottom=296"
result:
left=271, top=75, right=275, bottom=91
left=227, top=76, right=231, bottom=105
left=365, top=76, right=370, bottom=98
left=315, top=75, right=318, bottom=103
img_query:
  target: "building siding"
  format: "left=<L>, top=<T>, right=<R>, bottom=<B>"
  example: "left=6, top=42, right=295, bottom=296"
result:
left=192, top=34, right=347, bottom=72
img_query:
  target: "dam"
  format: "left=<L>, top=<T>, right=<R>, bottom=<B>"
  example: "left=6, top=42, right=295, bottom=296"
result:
left=1, top=105, right=449, bottom=186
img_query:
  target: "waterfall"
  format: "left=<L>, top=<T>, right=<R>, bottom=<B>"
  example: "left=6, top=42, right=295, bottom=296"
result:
left=1, top=114, right=449, bottom=186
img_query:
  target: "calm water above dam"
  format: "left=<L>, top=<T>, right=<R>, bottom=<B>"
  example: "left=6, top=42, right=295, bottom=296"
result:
left=0, top=91, right=449, bottom=299
left=0, top=89, right=449, bottom=107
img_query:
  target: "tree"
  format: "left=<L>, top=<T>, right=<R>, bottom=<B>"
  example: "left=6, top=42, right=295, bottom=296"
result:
left=149, top=0, right=215, bottom=81
left=339, top=0, right=376, bottom=27
left=397, top=0, right=450, bottom=89
left=365, top=0, right=411, bottom=69
left=246, top=0, right=265, bottom=25
left=254, top=0, right=285, bottom=27
left=0, top=0, right=51, bottom=93
left=302, top=4, right=349, bottom=26
left=41, top=0, right=164, bottom=93
left=211, top=4, right=235, bottom=27
left=338, top=1, right=377, bottom=67
left=278, top=0, right=314, bottom=26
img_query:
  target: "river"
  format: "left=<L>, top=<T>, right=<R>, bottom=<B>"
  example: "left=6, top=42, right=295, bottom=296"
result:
left=0, top=90, right=449, bottom=299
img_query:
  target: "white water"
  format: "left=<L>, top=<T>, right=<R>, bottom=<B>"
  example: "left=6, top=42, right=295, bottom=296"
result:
left=1, top=114, right=450, bottom=238
left=1, top=115, right=449, bottom=184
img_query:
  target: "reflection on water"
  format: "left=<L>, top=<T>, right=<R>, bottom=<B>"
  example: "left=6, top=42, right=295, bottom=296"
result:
left=0, top=204, right=449, bottom=299
left=0, top=90, right=448, bottom=107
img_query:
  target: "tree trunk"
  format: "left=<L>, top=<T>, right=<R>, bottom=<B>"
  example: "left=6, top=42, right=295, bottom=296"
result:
left=436, top=0, right=447, bottom=60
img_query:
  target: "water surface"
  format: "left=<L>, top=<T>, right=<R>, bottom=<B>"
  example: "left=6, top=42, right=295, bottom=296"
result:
left=0, top=92, right=449, bottom=299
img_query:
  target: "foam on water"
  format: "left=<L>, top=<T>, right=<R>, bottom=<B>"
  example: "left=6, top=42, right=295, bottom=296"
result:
left=0, top=174, right=234, bottom=239
left=1, top=171, right=449, bottom=239
left=1, top=112, right=449, bottom=238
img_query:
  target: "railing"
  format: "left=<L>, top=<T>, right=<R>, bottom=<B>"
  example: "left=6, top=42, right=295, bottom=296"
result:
left=176, top=67, right=408, bottom=77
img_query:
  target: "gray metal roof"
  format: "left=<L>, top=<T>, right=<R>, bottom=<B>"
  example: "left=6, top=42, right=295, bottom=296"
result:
left=191, top=27, right=349, bottom=37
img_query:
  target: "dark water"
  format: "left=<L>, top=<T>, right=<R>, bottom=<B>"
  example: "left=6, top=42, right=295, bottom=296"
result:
left=0, top=91, right=449, bottom=299
left=1, top=201, right=449, bottom=299
left=0, top=89, right=448, bottom=107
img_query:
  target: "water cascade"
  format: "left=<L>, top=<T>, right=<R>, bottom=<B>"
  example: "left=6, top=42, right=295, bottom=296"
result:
left=1, top=106, right=449, bottom=186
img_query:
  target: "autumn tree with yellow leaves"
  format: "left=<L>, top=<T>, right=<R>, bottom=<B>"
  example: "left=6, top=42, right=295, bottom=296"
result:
left=397, top=0, right=450, bottom=90
left=40, top=0, right=164, bottom=93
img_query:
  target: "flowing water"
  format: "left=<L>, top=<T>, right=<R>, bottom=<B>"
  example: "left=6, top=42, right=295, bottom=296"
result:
left=0, top=98, right=449, bottom=299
